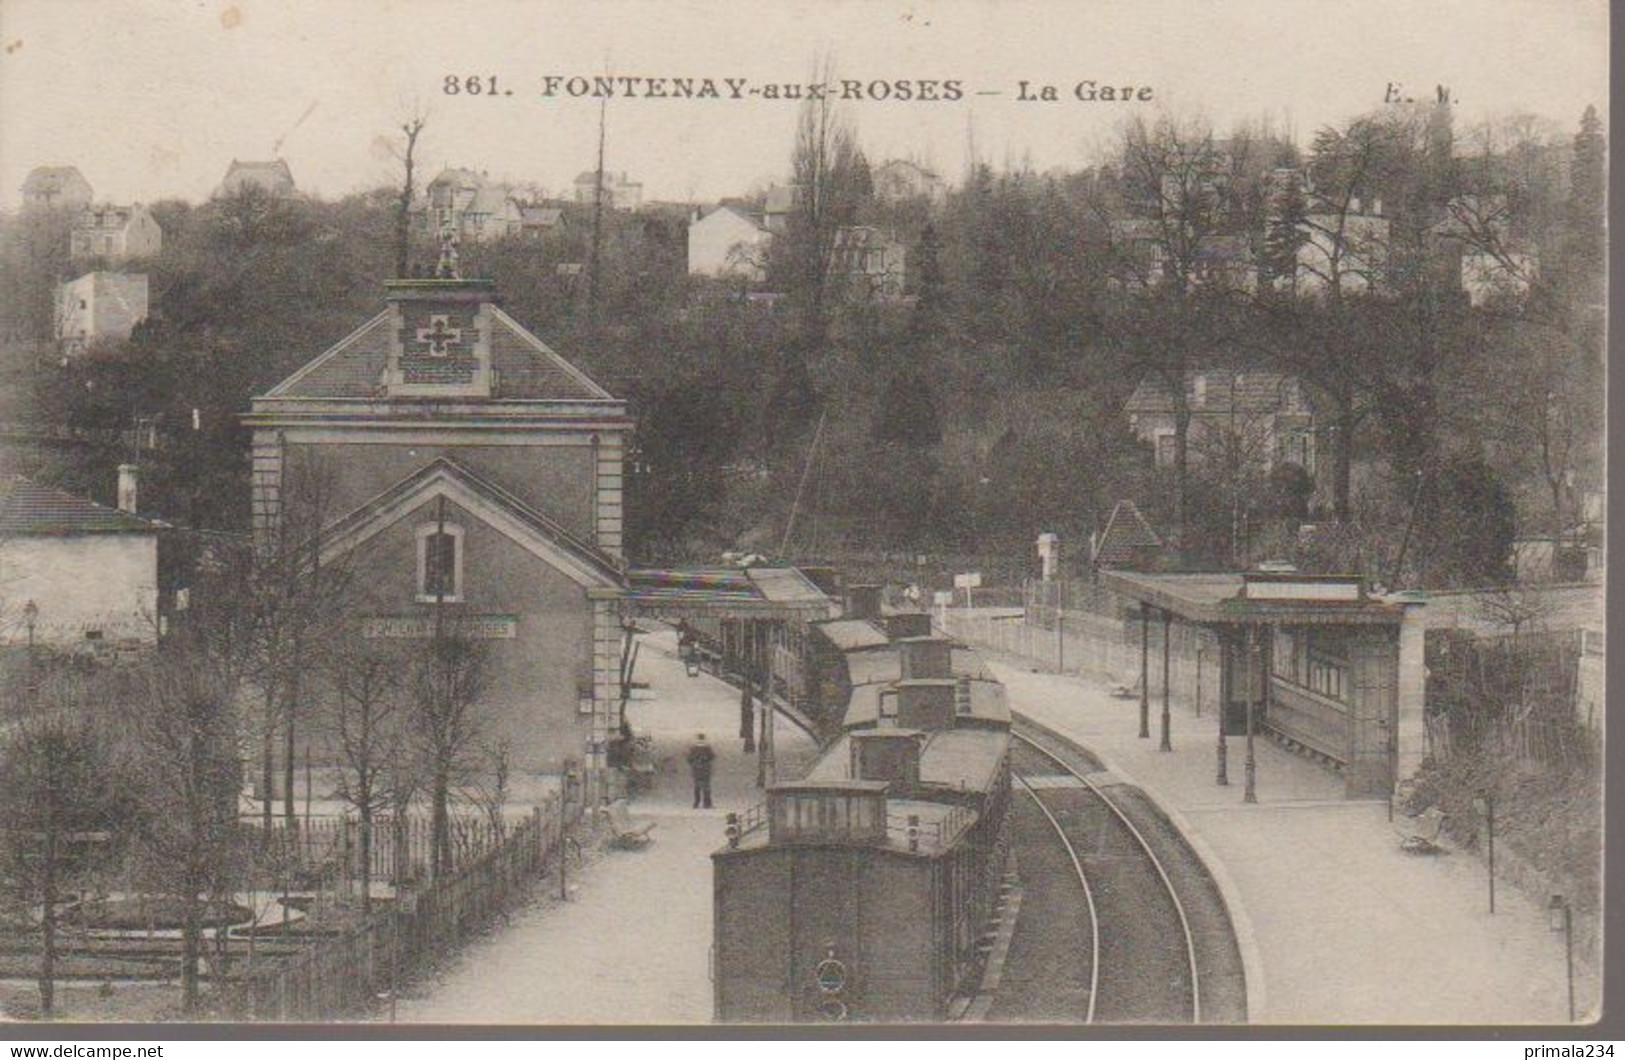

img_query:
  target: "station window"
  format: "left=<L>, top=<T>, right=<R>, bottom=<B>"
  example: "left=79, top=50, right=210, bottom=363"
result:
left=416, top=523, right=464, bottom=603
left=1275, top=627, right=1349, bottom=703
left=1306, top=655, right=1345, bottom=700
left=1272, top=628, right=1298, bottom=681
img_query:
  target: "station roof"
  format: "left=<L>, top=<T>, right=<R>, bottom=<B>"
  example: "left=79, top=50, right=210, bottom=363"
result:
left=1100, top=569, right=1408, bottom=626
left=626, top=565, right=839, bottom=619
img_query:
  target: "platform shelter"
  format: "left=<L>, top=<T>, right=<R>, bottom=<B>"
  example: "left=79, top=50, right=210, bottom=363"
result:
left=626, top=567, right=838, bottom=713
left=1098, top=570, right=1427, bottom=800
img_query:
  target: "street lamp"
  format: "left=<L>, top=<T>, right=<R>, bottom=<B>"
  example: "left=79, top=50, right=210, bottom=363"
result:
left=1472, top=790, right=1495, bottom=913
left=1549, top=894, right=1575, bottom=1022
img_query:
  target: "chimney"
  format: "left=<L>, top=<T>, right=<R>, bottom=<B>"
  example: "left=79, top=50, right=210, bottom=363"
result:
left=895, top=679, right=956, bottom=731
left=845, top=584, right=883, bottom=622
left=898, top=636, right=953, bottom=679
left=117, top=463, right=139, bottom=514
left=849, top=729, right=922, bottom=794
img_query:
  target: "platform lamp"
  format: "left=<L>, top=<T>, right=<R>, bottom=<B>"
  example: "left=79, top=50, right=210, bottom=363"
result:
left=1472, top=790, right=1495, bottom=914
left=1549, top=894, right=1575, bottom=1022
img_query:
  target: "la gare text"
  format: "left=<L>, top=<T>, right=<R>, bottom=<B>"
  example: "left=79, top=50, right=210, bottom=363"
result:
left=446, top=75, right=1154, bottom=103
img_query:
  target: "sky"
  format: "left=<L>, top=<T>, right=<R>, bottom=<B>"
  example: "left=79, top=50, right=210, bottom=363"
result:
left=0, top=0, right=1609, bottom=210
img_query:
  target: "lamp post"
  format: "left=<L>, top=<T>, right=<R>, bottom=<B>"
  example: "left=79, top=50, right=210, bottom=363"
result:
left=1138, top=608, right=1150, bottom=739
left=1195, top=645, right=1205, bottom=718
left=1160, top=610, right=1172, bottom=752
left=1244, top=626, right=1258, bottom=804
left=1473, top=790, right=1495, bottom=914
left=1549, top=894, right=1575, bottom=1022
left=22, top=600, right=38, bottom=713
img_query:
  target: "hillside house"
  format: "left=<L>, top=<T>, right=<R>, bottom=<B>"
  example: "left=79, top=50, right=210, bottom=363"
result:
left=419, top=168, right=526, bottom=242
left=214, top=159, right=296, bottom=199
left=1108, top=222, right=1255, bottom=293
left=520, top=205, right=564, bottom=237
left=71, top=204, right=163, bottom=261
left=832, top=226, right=907, bottom=300
left=573, top=170, right=643, bottom=211
left=687, top=204, right=772, bottom=281
left=1296, top=198, right=1390, bottom=295
left=763, top=184, right=798, bottom=234
left=21, top=167, right=93, bottom=211
left=1124, top=370, right=1319, bottom=477
left=56, top=271, right=149, bottom=354
left=872, top=160, right=946, bottom=205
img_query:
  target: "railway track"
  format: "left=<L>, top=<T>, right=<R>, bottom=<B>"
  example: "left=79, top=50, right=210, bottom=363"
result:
left=984, top=718, right=1247, bottom=1024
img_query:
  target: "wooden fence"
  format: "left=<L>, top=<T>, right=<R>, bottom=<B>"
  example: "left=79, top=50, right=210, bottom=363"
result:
left=942, top=578, right=1224, bottom=717
left=250, top=813, right=512, bottom=894
left=228, top=793, right=579, bottom=1021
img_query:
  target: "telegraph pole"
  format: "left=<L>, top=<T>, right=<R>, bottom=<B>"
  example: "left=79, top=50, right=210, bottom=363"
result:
left=588, top=93, right=607, bottom=326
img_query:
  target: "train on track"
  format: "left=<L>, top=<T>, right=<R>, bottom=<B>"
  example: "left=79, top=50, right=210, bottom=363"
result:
left=709, top=588, right=1014, bottom=1023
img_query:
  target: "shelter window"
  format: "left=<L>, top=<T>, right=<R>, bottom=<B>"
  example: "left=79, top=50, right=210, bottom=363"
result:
left=416, top=523, right=464, bottom=603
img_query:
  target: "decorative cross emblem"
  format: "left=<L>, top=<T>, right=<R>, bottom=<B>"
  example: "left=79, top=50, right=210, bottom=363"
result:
left=416, top=314, right=463, bottom=357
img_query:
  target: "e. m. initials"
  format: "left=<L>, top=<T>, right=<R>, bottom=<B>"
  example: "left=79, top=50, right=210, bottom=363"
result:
left=1385, top=83, right=1455, bottom=105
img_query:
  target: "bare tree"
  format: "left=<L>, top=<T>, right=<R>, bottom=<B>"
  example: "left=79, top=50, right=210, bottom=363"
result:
left=0, top=681, right=120, bottom=1017
left=245, top=448, right=352, bottom=829
left=467, top=738, right=512, bottom=840
left=1105, top=115, right=1250, bottom=551
left=780, top=57, right=871, bottom=349
left=319, top=631, right=407, bottom=914
left=123, top=627, right=246, bottom=1014
left=1252, top=116, right=1400, bottom=521
left=410, top=627, right=489, bottom=878
left=392, top=112, right=428, bottom=279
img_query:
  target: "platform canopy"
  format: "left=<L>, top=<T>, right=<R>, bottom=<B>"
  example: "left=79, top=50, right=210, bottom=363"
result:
left=626, top=565, right=840, bottom=621
left=1100, top=569, right=1407, bottom=626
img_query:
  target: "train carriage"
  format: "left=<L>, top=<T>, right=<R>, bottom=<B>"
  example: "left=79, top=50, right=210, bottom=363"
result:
left=712, top=600, right=1013, bottom=1022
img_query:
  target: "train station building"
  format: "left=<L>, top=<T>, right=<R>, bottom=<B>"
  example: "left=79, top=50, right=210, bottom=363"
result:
left=245, top=251, right=632, bottom=783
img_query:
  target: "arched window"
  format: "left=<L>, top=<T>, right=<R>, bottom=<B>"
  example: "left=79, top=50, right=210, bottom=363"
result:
left=416, top=523, right=464, bottom=603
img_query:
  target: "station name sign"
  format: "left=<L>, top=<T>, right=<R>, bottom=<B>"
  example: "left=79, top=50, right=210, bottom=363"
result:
left=362, top=615, right=519, bottom=639
left=1239, top=577, right=1363, bottom=602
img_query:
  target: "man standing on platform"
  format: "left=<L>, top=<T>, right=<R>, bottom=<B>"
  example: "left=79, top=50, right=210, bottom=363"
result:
left=740, top=682, right=756, bottom=753
left=687, top=733, right=716, bottom=809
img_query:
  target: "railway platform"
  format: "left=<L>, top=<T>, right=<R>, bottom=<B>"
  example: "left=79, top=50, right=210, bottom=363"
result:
left=987, top=659, right=1592, bottom=1025
left=392, top=629, right=818, bottom=1024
